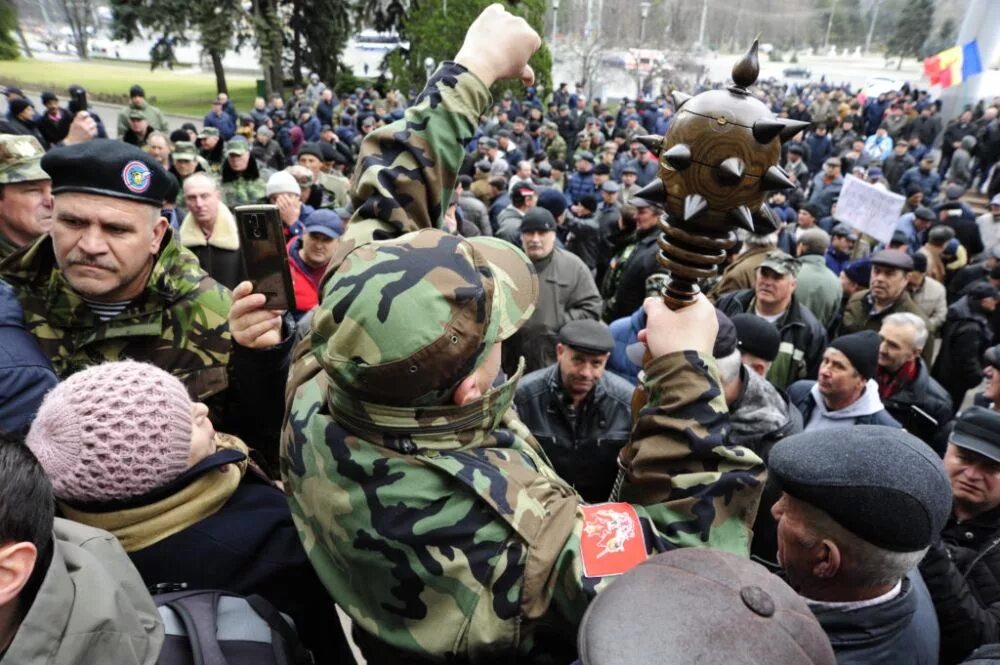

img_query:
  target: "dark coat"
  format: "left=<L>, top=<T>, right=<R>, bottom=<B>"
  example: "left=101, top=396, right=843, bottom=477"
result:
left=0, top=279, right=57, bottom=434
left=920, top=507, right=1000, bottom=665
left=606, top=227, right=664, bottom=322
left=788, top=380, right=901, bottom=428
left=933, top=296, right=995, bottom=408
left=123, top=449, right=353, bottom=665
left=514, top=363, right=633, bottom=503
left=811, top=570, right=940, bottom=665
left=881, top=358, right=954, bottom=455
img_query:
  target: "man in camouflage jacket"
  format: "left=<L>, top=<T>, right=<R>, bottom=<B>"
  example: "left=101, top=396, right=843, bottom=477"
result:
left=280, top=7, right=765, bottom=663
left=0, top=134, right=52, bottom=262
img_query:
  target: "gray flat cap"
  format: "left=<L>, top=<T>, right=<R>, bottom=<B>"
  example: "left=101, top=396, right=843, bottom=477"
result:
left=578, top=548, right=836, bottom=665
left=558, top=319, right=613, bottom=355
left=769, top=426, right=951, bottom=552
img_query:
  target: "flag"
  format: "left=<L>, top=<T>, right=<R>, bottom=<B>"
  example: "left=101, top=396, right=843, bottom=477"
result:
left=924, top=40, right=984, bottom=88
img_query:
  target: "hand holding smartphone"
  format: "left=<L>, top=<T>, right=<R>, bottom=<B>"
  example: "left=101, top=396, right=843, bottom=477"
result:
left=234, top=204, right=296, bottom=311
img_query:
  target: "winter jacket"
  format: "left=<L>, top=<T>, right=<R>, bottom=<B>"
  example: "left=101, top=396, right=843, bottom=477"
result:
left=811, top=570, right=940, bottom=665
left=1, top=519, right=164, bottom=664
left=880, top=358, right=953, bottom=454
left=220, top=157, right=268, bottom=208
left=708, top=245, right=774, bottom=301
left=716, top=290, right=828, bottom=391
left=934, top=295, right=996, bottom=408
left=884, top=153, right=916, bottom=190
left=502, top=248, right=602, bottom=376
left=604, top=226, right=665, bottom=323
left=514, top=363, right=634, bottom=502
left=564, top=170, right=596, bottom=205
left=203, top=111, right=236, bottom=140
left=805, top=132, right=834, bottom=174
left=840, top=290, right=934, bottom=366
left=920, top=507, right=1000, bottom=664
left=898, top=166, right=942, bottom=201
left=286, top=235, right=325, bottom=318
left=252, top=137, right=286, bottom=171
left=909, top=275, right=949, bottom=335
left=561, top=212, right=601, bottom=273
left=795, top=254, right=843, bottom=330
left=458, top=191, right=492, bottom=237
left=177, top=205, right=246, bottom=290
left=788, top=379, right=901, bottom=430
left=0, top=115, right=47, bottom=147
left=0, top=278, right=57, bottom=434
left=808, top=174, right=843, bottom=218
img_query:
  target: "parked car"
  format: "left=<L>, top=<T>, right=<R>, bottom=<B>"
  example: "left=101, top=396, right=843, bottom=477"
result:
left=783, top=66, right=812, bottom=78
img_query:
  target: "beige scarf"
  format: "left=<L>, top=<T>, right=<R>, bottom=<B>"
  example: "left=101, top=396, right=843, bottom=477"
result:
left=60, top=434, right=250, bottom=552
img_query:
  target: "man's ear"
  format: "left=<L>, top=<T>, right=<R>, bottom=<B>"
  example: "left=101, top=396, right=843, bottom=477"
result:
left=451, top=375, right=482, bottom=406
left=812, top=539, right=842, bottom=580
left=0, top=543, right=38, bottom=607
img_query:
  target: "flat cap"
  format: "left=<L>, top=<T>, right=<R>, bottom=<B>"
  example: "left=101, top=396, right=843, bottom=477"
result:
left=914, top=207, right=935, bottom=221
left=41, top=139, right=170, bottom=206
left=577, top=151, right=595, bottom=163
left=945, top=183, right=965, bottom=200
left=621, top=164, right=638, bottom=175
left=769, top=425, right=952, bottom=552
left=601, top=180, right=619, bottom=193
left=578, top=548, right=836, bottom=665
left=759, top=250, right=801, bottom=277
left=830, top=223, right=858, bottom=241
left=298, top=142, right=324, bottom=160
left=951, top=406, right=1000, bottom=463
left=870, top=249, right=913, bottom=271
left=521, top=207, right=556, bottom=233
left=558, top=319, right=614, bottom=355
left=0, top=135, right=49, bottom=184
left=732, top=313, right=780, bottom=362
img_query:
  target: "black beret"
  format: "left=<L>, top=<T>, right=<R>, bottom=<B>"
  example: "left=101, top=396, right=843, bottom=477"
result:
left=951, top=406, right=1000, bottom=463
left=318, top=142, right=338, bottom=162
left=732, top=313, right=780, bottom=362
left=910, top=252, right=928, bottom=273
left=769, top=425, right=952, bottom=552
left=42, top=139, right=170, bottom=206
left=829, top=330, right=880, bottom=380
left=559, top=319, right=614, bottom=355
left=593, top=163, right=611, bottom=175
left=298, top=142, right=323, bottom=160
left=578, top=549, right=836, bottom=665
left=521, top=207, right=556, bottom=233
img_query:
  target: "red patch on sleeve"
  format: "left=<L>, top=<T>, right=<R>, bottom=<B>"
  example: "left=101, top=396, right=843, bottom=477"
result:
left=580, top=502, right=648, bottom=578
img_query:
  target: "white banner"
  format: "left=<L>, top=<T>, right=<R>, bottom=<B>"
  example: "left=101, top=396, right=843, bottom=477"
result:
left=833, top=175, right=906, bottom=245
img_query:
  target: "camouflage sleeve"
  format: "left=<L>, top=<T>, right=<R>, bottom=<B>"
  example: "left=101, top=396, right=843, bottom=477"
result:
left=523, top=352, right=765, bottom=632
left=340, top=62, right=491, bottom=253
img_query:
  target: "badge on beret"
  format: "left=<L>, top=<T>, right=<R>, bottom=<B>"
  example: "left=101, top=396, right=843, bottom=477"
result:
left=580, top=503, right=648, bottom=578
left=122, top=160, right=152, bottom=194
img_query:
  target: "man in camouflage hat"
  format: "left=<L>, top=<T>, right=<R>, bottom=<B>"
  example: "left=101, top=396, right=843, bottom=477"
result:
left=220, top=136, right=268, bottom=208
left=280, top=6, right=764, bottom=663
left=0, top=135, right=52, bottom=261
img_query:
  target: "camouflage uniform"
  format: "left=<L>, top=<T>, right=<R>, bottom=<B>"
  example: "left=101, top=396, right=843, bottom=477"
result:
left=318, top=171, right=350, bottom=209
left=0, top=135, right=50, bottom=262
left=544, top=132, right=568, bottom=163
left=0, top=232, right=232, bottom=401
left=281, top=63, right=765, bottom=664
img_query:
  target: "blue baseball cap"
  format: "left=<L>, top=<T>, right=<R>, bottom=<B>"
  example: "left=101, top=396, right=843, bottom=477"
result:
left=303, top=208, right=343, bottom=239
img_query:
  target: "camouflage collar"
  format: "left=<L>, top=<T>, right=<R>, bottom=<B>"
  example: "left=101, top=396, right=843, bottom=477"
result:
left=325, top=361, right=525, bottom=453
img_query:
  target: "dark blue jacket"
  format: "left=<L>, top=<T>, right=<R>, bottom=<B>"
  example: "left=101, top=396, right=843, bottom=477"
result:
left=607, top=307, right=643, bottom=385
left=202, top=111, right=236, bottom=140
left=811, top=570, right=939, bottom=665
left=0, top=279, right=57, bottom=434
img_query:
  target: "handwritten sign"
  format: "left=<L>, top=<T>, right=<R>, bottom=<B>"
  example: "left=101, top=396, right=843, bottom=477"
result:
left=833, top=175, right=906, bottom=245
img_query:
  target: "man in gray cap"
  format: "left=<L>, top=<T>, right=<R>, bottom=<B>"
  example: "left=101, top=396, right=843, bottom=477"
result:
left=769, top=425, right=951, bottom=664
left=716, top=250, right=828, bottom=391
left=920, top=407, right=1000, bottom=664
left=595, top=179, right=621, bottom=283
left=793, top=227, right=843, bottom=330
left=0, top=135, right=52, bottom=262
left=618, top=163, right=641, bottom=206
left=841, top=250, right=933, bottom=361
left=788, top=330, right=900, bottom=431
left=502, top=207, right=601, bottom=375
left=514, top=319, right=634, bottom=502
left=577, top=548, right=836, bottom=665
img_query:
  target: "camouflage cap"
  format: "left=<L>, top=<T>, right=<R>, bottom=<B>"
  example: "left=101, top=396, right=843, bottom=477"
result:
left=312, top=229, right=538, bottom=406
left=0, top=135, right=49, bottom=184
left=759, top=251, right=801, bottom=277
left=128, top=108, right=146, bottom=120
left=198, top=127, right=220, bottom=139
left=224, top=137, right=250, bottom=155
left=173, top=141, right=198, bottom=160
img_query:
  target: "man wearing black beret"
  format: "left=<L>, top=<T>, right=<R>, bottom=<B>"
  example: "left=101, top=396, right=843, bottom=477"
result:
left=769, top=425, right=951, bottom=664
left=514, top=319, right=634, bottom=502
left=788, top=330, right=901, bottom=430
left=920, top=407, right=1000, bottom=663
left=0, top=139, right=293, bottom=471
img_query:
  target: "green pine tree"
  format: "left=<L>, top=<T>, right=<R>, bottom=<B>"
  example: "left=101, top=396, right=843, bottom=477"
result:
left=886, top=0, right=935, bottom=68
left=0, top=1, right=20, bottom=60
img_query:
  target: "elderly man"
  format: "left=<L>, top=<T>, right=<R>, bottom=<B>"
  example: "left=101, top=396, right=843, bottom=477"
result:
left=769, top=426, right=950, bottom=663
left=716, top=251, right=827, bottom=391
left=920, top=407, right=1000, bottom=664
left=178, top=172, right=244, bottom=289
left=876, top=313, right=953, bottom=453
left=0, top=135, right=52, bottom=262
left=907, top=252, right=948, bottom=336
left=502, top=206, right=602, bottom=375
left=514, top=319, right=633, bottom=502
left=709, top=230, right=780, bottom=300
left=220, top=137, right=268, bottom=208
left=603, top=198, right=666, bottom=322
left=788, top=331, right=900, bottom=430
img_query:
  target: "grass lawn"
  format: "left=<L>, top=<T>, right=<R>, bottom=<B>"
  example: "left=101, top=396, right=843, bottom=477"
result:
left=0, top=58, right=259, bottom=117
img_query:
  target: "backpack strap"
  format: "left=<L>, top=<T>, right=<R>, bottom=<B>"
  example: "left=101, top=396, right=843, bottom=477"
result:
left=163, top=591, right=229, bottom=665
left=244, top=595, right=314, bottom=665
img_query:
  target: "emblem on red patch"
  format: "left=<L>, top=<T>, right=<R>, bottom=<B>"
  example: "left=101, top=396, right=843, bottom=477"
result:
left=580, top=502, right=648, bottom=578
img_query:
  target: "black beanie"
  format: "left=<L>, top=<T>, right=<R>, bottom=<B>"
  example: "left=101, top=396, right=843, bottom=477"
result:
left=9, top=98, right=31, bottom=117
left=829, top=331, right=880, bottom=380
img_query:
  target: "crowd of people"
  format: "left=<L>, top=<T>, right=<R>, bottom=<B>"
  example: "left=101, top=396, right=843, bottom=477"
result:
left=2, top=4, right=1000, bottom=664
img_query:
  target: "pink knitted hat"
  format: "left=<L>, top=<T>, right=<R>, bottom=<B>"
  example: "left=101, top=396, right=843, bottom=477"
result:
left=26, top=361, right=194, bottom=503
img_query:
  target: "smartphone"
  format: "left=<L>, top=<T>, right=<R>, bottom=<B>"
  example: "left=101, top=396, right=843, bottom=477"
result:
left=69, top=87, right=88, bottom=114
left=234, top=204, right=296, bottom=311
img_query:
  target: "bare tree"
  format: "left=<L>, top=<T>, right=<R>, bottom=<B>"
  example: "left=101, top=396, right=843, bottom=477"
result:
left=567, top=38, right=606, bottom=100
left=58, top=0, right=94, bottom=58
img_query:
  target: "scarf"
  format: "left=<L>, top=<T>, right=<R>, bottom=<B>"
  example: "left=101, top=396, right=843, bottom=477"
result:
left=59, top=434, right=249, bottom=552
left=877, top=359, right=918, bottom=400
